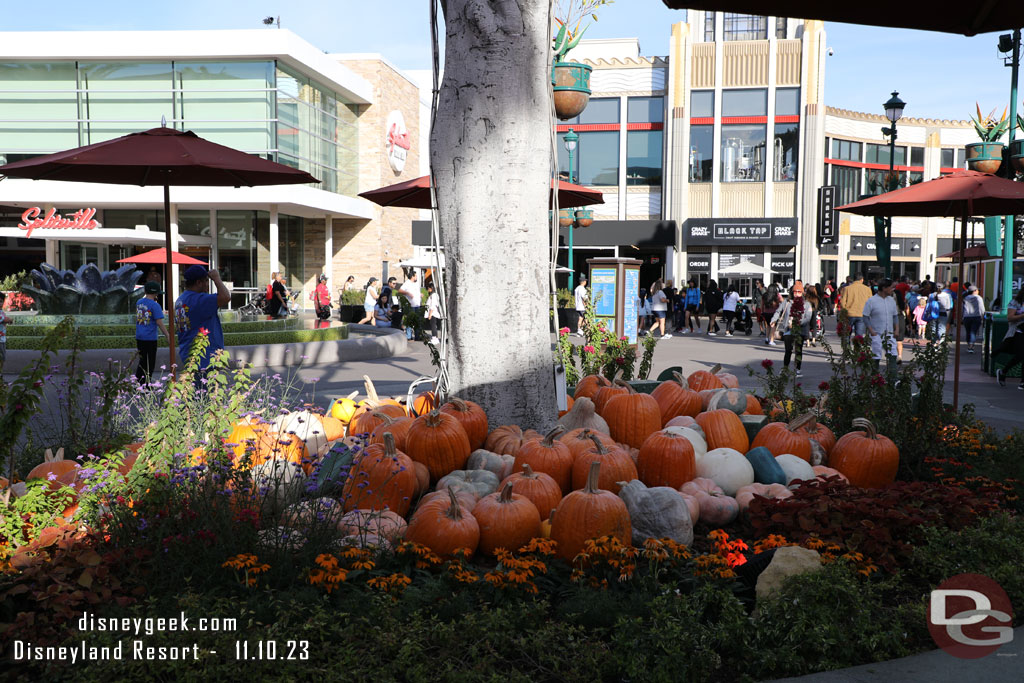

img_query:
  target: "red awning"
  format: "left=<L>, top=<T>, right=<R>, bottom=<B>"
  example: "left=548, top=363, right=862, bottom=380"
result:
left=358, top=175, right=605, bottom=210
left=117, top=248, right=207, bottom=266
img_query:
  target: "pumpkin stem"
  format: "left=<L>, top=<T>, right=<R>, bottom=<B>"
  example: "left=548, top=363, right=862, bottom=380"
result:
left=710, top=363, right=722, bottom=375
left=423, top=409, right=443, bottom=427
left=498, top=482, right=515, bottom=503
left=345, top=390, right=359, bottom=400
left=541, top=425, right=565, bottom=446
left=851, top=417, right=877, bottom=439
left=445, top=486, right=464, bottom=521
left=788, top=412, right=817, bottom=432
left=586, top=433, right=609, bottom=455
left=583, top=460, right=602, bottom=493
left=363, top=375, right=380, bottom=403
left=613, top=379, right=636, bottom=393
left=522, top=463, right=537, bottom=478
left=548, top=508, right=556, bottom=523
left=381, top=432, right=397, bottom=458
left=672, top=371, right=686, bottom=387
left=448, top=397, right=468, bottom=412
left=372, top=411, right=398, bottom=426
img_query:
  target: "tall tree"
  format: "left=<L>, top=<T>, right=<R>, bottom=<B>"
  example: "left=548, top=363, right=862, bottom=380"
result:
left=431, top=0, right=558, bottom=430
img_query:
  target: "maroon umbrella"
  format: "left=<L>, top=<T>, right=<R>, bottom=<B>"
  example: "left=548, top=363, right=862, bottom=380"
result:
left=0, top=127, right=317, bottom=372
left=118, top=248, right=207, bottom=266
left=660, top=1, right=1024, bottom=36
left=837, top=170, right=1024, bottom=409
left=359, top=174, right=605, bottom=209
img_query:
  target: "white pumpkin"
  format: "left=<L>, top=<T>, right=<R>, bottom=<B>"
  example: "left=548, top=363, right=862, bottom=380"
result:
left=775, top=454, right=816, bottom=486
left=663, top=426, right=708, bottom=460
left=272, top=410, right=334, bottom=458
left=695, top=447, right=754, bottom=497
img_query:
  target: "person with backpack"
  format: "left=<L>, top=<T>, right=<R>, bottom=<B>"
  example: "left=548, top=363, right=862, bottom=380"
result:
left=994, top=288, right=1024, bottom=390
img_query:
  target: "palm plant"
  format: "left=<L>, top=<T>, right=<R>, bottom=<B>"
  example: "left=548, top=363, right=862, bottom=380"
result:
left=970, top=103, right=1010, bottom=142
left=553, top=0, right=614, bottom=62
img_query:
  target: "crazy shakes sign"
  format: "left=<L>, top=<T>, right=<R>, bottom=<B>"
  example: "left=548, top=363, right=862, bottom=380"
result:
left=385, top=110, right=411, bottom=173
left=683, top=218, right=798, bottom=246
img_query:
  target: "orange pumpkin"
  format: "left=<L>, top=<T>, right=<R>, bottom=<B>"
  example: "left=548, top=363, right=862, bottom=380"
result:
left=415, top=487, right=478, bottom=516
left=743, top=394, right=764, bottom=415
left=636, top=429, right=696, bottom=489
left=26, top=448, right=78, bottom=483
left=404, top=410, right=472, bottom=482
left=513, top=426, right=574, bottom=495
left=715, top=369, right=740, bottom=389
left=440, top=398, right=489, bottom=451
left=601, top=383, right=661, bottom=450
left=484, top=425, right=543, bottom=457
left=750, top=413, right=817, bottom=462
left=561, top=428, right=619, bottom=463
left=688, top=364, right=725, bottom=392
left=570, top=434, right=637, bottom=494
left=411, top=390, right=438, bottom=417
left=800, top=418, right=837, bottom=455
left=319, top=416, right=346, bottom=442
left=342, top=433, right=418, bottom=517
left=734, top=482, right=792, bottom=512
left=472, top=482, right=541, bottom=556
left=695, top=409, right=749, bottom=453
left=412, top=462, right=431, bottom=497
left=348, top=375, right=405, bottom=433
left=573, top=374, right=612, bottom=400
left=551, top=461, right=632, bottom=562
left=830, top=418, right=899, bottom=488
left=813, top=465, right=848, bottom=483
left=349, top=403, right=407, bottom=437
left=368, top=413, right=415, bottom=452
left=404, top=487, right=480, bottom=559
left=593, top=382, right=630, bottom=414
left=649, top=371, right=702, bottom=426
left=498, top=464, right=563, bottom=523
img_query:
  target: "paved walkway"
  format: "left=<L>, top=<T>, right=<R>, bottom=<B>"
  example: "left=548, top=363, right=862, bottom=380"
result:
left=263, top=318, right=1019, bottom=433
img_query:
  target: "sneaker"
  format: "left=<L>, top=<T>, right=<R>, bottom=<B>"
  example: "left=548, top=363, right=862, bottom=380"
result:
left=997, top=368, right=1006, bottom=387
left=681, top=329, right=690, bottom=335
left=708, top=332, right=717, bottom=336
left=429, top=337, right=440, bottom=345
left=967, top=347, right=974, bottom=354
left=662, top=333, right=673, bottom=339
left=768, top=340, right=778, bottom=346
left=1018, top=384, right=1024, bottom=391
left=796, top=370, right=802, bottom=377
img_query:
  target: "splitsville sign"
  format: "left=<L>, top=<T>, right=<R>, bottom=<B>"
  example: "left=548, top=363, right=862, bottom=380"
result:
left=17, top=207, right=100, bottom=238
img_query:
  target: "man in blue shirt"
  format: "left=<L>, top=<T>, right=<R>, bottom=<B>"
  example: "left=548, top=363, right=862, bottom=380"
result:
left=174, top=265, right=230, bottom=370
left=135, top=280, right=169, bottom=385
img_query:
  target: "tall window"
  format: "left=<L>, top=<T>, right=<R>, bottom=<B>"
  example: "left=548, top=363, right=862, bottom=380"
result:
left=831, top=165, right=862, bottom=207
left=79, top=62, right=175, bottom=144
left=775, top=88, right=799, bottom=116
left=0, top=62, right=79, bottom=153
left=560, top=130, right=619, bottom=186
left=723, top=14, right=767, bottom=41
left=689, top=125, right=713, bottom=182
left=940, top=148, right=956, bottom=168
left=627, top=96, right=664, bottom=123
left=910, top=146, right=925, bottom=166
left=704, top=13, right=716, bottom=41
left=773, top=123, right=798, bottom=181
left=690, top=90, right=714, bottom=117
left=721, top=125, right=766, bottom=181
left=561, top=97, right=620, bottom=125
left=627, top=130, right=662, bottom=185
left=776, top=17, right=788, bottom=38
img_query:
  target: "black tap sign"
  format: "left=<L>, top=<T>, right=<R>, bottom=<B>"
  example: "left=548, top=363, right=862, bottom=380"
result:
left=817, top=185, right=837, bottom=246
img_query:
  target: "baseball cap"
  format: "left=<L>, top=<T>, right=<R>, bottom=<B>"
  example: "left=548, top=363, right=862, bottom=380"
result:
left=968, top=285, right=978, bottom=293
left=183, top=265, right=208, bottom=282
left=144, top=281, right=161, bottom=294
left=792, top=280, right=804, bottom=296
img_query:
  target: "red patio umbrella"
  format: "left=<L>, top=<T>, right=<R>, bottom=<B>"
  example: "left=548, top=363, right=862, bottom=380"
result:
left=359, top=174, right=604, bottom=209
left=0, top=127, right=317, bottom=372
left=837, top=170, right=1024, bottom=409
left=659, top=1, right=1024, bottom=36
left=118, top=247, right=208, bottom=266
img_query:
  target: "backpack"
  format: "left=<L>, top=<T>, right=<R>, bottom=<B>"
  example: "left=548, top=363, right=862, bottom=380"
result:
left=265, top=283, right=273, bottom=301
left=923, top=298, right=940, bottom=322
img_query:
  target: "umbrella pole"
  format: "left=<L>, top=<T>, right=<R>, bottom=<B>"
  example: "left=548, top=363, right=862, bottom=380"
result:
left=953, top=210, right=968, bottom=411
left=164, top=184, right=177, bottom=378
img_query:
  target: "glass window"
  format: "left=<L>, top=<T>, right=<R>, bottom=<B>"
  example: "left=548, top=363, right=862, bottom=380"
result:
left=557, top=131, right=578, bottom=183
left=704, top=12, right=715, bottom=42
left=279, top=214, right=304, bottom=293
left=217, top=210, right=261, bottom=288
left=723, top=14, right=767, bottom=41
left=941, top=148, right=955, bottom=167
left=690, top=91, right=714, bottom=117
left=773, top=123, right=799, bottom=181
left=866, top=169, right=906, bottom=194
left=578, top=98, right=620, bottom=124
left=174, top=61, right=274, bottom=152
left=578, top=131, right=619, bottom=185
left=909, top=170, right=924, bottom=185
left=775, top=88, right=799, bottom=116
left=865, top=143, right=906, bottom=166
left=177, top=210, right=211, bottom=237
left=689, top=124, right=713, bottom=182
left=722, top=89, right=767, bottom=116
left=830, top=139, right=861, bottom=161
left=956, top=148, right=966, bottom=168
left=776, top=17, right=788, bottom=38
left=102, top=209, right=166, bottom=231
left=831, top=165, right=862, bottom=207
left=0, top=62, right=79, bottom=152
left=721, top=124, right=766, bottom=181
left=627, top=96, right=664, bottom=123
left=626, top=130, right=662, bottom=185
left=910, top=146, right=925, bottom=166
left=79, top=62, right=174, bottom=144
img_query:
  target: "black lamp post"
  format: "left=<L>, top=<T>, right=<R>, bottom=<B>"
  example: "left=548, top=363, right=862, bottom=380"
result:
left=880, top=91, right=906, bottom=279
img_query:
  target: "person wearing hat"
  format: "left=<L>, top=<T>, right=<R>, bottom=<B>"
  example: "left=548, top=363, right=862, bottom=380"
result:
left=770, top=282, right=813, bottom=376
left=135, top=280, right=169, bottom=385
left=174, top=264, right=230, bottom=370
left=961, top=284, right=985, bottom=354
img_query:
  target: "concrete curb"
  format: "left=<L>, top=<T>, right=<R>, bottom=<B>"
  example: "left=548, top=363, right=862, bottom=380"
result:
left=1, top=325, right=408, bottom=374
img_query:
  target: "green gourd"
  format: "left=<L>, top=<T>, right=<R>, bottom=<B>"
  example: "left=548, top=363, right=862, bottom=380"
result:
left=744, top=446, right=788, bottom=486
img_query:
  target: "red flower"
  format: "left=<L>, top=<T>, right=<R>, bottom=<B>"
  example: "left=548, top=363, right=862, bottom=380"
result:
left=559, top=327, right=570, bottom=336
left=615, top=356, right=625, bottom=365
left=818, top=381, right=830, bottom=391
left=761, top=359, right=774, bottom=369
left=870, top=374, right=886, bottom=387
left=199, top=326, right=210, bottom=336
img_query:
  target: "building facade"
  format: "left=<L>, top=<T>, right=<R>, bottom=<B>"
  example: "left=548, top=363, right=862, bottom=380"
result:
left=0, top=30, right=421, bottom=308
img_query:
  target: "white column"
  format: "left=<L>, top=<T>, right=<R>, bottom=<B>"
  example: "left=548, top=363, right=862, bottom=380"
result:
left=711, top=20, right=723, bottom=218
left=324, top=214, right=333, bottom=282
left=765, top=17, right=778, bottom=217
left=45, top=239, right=58, bottom=266
left=618, top=96, right=628, bottom=220
left=269, top=204, right=279, bottom=279
left=169, top=203, right=180, bottom=297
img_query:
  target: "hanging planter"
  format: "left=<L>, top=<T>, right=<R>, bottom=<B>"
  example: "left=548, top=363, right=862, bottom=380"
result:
left=552, top=61, right=592, bottom=121
left=573, top=208, right=594, bottom=227
left=1010, top=138, right=1024, bottom=174
left=965, top=142, right=1005, bottom=174
left=558, top=209, right=574, bottom=227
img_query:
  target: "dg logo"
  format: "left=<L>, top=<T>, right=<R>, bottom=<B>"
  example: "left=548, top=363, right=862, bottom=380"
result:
left=928, top=573, right=1014, bottom=658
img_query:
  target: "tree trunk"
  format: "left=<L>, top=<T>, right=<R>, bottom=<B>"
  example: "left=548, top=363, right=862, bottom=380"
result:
left=432, top=0, right=557, bottom=431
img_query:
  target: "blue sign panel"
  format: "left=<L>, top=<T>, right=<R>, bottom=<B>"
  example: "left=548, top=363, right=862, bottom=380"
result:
left=623, top=268, right=639, bottom=344
left=591, top=268, right=617, bottom=318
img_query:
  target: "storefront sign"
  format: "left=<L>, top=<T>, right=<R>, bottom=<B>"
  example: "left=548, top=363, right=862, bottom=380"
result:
left=770, top=254, right=796, bottom=273
left=687, top=256, right=711, bottom=273
left=385, top=110, right=411, bottom=173
left=817, top=185, right=837, bottom=245
left=17, top=207, right=99, bottom=238
left=718, top=252, right=764, bottom=270
left=683, top=218, right=798, bottom=246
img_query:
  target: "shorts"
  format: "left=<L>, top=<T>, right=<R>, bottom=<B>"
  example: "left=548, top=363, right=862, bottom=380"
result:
left=762, top=310, right=776, bottom=325
left=870, top=334, right=898, bottom=360
left=685, top=304, right=698, bottom=314
left=364, top=303, right=374, bottom=313
left=654, top=310, right=666, bottom=319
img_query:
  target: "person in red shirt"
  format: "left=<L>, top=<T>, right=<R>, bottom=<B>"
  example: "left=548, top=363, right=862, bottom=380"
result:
left=894, top=274, right=911, bottom=297
left=311, top=274, right=332, bottom=320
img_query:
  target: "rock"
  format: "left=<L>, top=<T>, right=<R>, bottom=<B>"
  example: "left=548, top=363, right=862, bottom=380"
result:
left=755, top=546, right=822, bottom=600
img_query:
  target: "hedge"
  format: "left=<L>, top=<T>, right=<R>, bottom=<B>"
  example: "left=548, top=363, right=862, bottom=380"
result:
left=6, top=325, right=348, bottom=350
left=7, top=318, right=298, bottom=338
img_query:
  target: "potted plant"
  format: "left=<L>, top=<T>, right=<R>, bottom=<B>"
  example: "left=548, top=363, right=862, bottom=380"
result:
left=551, top=1, right=612, bottom=121
left=1011, top=110, right=1024, bottom=174
left=966, top=103, right=1009, bottom=174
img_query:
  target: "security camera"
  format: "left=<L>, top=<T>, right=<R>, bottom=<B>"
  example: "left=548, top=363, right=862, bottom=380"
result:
left=827, top=47, right=835, bottom=56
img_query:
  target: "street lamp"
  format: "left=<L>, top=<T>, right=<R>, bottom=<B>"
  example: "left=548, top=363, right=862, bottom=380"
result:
left=880, top=91, right=906, bottom=278
left=563, top=128, right=580, bottom=289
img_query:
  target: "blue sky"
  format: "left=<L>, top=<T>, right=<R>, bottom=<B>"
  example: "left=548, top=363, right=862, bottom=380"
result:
left=5, top=0, right=1015, bottom=121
